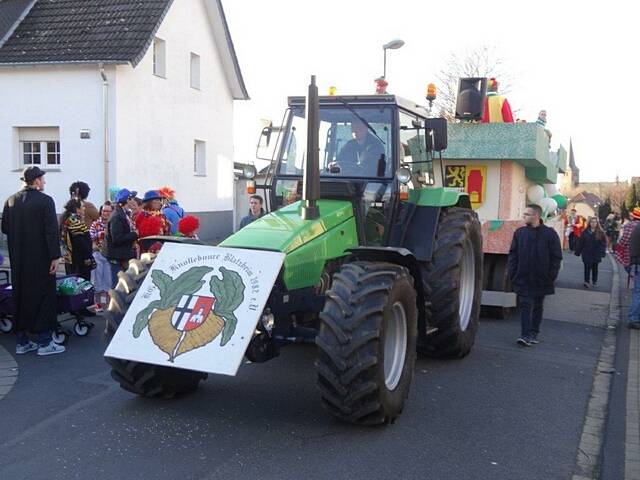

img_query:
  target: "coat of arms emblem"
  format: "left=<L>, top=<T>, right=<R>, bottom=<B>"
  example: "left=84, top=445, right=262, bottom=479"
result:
left=131, top=266, right=245, bottom=362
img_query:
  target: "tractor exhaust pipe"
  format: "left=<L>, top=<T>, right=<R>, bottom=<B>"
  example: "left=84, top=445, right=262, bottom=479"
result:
left=301, top=75, right=320, bottom=220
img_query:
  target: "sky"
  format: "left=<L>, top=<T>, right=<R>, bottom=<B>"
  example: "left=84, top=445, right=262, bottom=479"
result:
left=224, top=0, right=638, bottom=183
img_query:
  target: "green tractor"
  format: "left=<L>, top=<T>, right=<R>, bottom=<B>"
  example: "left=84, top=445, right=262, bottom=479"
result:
left=105, top=77, right=483, bottom=425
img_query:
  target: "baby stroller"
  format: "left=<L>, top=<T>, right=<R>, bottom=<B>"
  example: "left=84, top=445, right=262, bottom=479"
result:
left=0, top=273, right=95, bottom=344
left=0, top=270, right=11, bottom=334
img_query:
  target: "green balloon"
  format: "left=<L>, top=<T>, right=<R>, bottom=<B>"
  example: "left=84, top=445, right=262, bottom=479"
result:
left=552, top=194, right=567, bottom=208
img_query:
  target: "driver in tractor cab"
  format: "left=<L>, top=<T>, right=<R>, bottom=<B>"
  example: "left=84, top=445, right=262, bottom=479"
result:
left=336, top=119, right=386, bottom=176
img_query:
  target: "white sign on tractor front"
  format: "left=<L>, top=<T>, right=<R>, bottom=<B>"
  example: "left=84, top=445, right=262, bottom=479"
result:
left=104, top=243, right=284, bottom=376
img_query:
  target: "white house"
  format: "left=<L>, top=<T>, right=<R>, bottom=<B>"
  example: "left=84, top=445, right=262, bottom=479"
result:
left=0, top=0, right=248, bottom=242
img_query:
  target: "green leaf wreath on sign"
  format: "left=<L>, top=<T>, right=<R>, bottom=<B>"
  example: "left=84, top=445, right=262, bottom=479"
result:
left=132, top=265, right=246, bottom=362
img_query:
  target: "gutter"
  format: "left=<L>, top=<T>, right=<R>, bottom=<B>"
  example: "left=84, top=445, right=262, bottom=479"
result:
left=99, top=64, right=109, bottom=202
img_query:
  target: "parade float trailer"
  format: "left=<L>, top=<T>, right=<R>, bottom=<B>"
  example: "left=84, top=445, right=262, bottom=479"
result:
left=438, top=122, right=567, bottom=318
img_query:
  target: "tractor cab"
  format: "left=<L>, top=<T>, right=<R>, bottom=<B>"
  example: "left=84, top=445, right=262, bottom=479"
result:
left=254, top=95, right=440, bottom=246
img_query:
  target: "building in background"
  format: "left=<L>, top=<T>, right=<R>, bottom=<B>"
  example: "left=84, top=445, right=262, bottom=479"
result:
left=568, top=191, right=603, bottom=220
left=0, top=0, right=248, bottom=242
left=560, top=140, right=580, bottom=195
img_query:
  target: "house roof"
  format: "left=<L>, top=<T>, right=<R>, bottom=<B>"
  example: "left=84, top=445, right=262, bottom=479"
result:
left=0, top=0, right=248, bottom=99
left=0, top=0, right=34, bottom=46
left=570, top=191, right=602, bottom=208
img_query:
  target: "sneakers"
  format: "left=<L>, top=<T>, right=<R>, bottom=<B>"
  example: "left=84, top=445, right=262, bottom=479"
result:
left=583, top=282, right=590, bottom=288
left=529, top=333, right=540, bottom=344
left=517, top=336, right=531, bottom=346
left=16, top=341, right=38, bottom=355
left=37, top=341, right=66, bottom=356
left=592, top=282, right=598, bottom=288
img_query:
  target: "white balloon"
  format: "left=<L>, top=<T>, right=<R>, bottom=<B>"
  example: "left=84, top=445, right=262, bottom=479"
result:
left=544, top=183, right=559, bottom=197
left=539, top=197, right=558, bottom=216
left=527, top=184, right=545, bottom=203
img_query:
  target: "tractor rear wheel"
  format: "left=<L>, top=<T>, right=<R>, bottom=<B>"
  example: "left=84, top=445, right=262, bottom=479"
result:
left=420, top=207, right=482, bottom=358
left=104, top=256, right=206, bottom=398
left=316, top=262, right=417, bottom=425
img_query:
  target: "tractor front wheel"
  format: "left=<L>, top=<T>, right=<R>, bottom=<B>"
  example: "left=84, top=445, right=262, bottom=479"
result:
left=104, top=256, right=206, bottom=398
left=316, top=262, right=417, bottom=425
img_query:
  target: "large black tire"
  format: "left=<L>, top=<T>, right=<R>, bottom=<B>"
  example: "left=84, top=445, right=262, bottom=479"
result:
left=419, top=207, right=483, bottom=358
left=316, top=262, right=418, bottom=425
left=104, top=256, right=206, bottom=398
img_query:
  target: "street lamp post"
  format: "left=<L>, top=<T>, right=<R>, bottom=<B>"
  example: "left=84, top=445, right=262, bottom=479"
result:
left=382, top=38, right=405, bottom=79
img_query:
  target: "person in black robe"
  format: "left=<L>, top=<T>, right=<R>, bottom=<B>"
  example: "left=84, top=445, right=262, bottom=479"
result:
left=1, top=166, right=65, bottom=355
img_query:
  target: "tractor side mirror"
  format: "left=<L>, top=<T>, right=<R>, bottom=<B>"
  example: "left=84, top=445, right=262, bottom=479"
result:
left=425, top=118, right=448, bottom=152
left=259, top=126, right=272, bottom=148
left=256, top=120, right=284, bottom=162
left=255, top=126, right=273, bottom=161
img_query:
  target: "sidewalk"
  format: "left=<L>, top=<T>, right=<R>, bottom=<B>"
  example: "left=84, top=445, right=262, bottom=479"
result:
left=621, top=265, right=640, bottom=479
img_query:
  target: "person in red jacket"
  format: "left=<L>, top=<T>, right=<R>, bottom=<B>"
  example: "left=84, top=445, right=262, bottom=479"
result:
left=573, top=214, right=587, bottom=239
left=481, top=78, right=514, bottom=123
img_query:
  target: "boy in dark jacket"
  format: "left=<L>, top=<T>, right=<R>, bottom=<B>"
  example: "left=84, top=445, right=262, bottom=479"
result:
left=508, top=204, right=563, bottom=346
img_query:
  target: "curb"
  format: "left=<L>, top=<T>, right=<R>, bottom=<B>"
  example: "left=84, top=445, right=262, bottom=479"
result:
left=0, top=344, right=18, bottom=401
left=626, top=272, right=640, bottom=480
left=572, top=255, right=619, bottom=479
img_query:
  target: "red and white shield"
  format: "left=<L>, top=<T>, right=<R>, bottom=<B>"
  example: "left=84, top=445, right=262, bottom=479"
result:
left=172, top=294, right=216, bottom=332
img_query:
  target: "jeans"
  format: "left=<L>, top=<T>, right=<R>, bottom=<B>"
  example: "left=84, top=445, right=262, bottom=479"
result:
left=17, top=330, right=52, bottom=347
left=630, top=265, right=640, bottom=325
left=584, top=262, right=599, bottom=284
left=519, top=295, right=545, bottom=338
left=110, top=261, right=122, bottom=289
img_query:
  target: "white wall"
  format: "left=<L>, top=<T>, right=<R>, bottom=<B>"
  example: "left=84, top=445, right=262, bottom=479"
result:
left=0, top=65, right=116, bottom=211
left=114, top=0, right=235, bottom=213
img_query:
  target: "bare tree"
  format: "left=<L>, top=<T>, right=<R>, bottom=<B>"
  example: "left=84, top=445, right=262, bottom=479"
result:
left=435, top=45, right=515, bottom=120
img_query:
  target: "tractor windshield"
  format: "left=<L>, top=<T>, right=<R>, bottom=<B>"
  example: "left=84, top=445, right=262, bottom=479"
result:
left=278, top=105, right=394, bottom=179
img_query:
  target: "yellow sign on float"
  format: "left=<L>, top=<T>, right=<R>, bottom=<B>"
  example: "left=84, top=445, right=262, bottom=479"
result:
left=444, top=165, right=487, bottom=210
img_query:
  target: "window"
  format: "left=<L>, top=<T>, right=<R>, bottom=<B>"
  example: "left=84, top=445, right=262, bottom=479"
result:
left=18, top=127, right=60, bottom=166
left=153, top=37, right=166, bottom=77
left=194, top=140, right=206, bottom=176
left=46, top=141, right=60, bottom=165
left=399, top=111, right=434, bottom=185
left=278, top=106, right=393, bottom=178
left=190, top=52, right=200, bottom=89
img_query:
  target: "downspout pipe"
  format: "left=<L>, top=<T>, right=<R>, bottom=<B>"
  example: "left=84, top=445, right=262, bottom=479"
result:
left=99, top=64, right=109, bottom=202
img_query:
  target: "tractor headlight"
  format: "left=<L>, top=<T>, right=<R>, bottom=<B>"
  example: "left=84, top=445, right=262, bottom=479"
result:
left=243, top=164, right=257, bottom=180
left=396, top=166, right=411, bottom=184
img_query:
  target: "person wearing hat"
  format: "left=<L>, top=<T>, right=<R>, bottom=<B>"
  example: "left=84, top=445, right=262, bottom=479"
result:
left=135, top=190, right=171, bottom=238
left=615, top=207, right=640, bottom=328
left=481, top=78, right=514, bottom=123
left=1, top=166, right=65, bottom=355
left=158, top=186, right=185, bottom=235
left=105, top=188, right=138, bottom=288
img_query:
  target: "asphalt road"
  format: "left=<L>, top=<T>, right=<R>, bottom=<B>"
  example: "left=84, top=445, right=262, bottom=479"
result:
left=0, top=309, right=605, bottom=480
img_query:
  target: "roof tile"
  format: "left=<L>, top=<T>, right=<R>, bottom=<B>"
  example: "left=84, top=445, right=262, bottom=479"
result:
left=0, top=0, right=172, bottom=64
